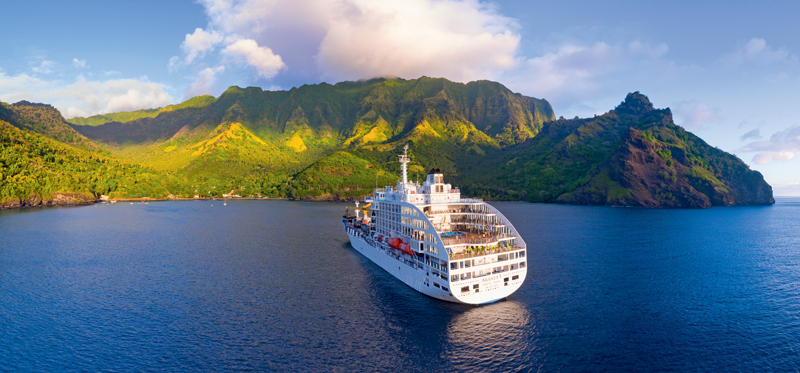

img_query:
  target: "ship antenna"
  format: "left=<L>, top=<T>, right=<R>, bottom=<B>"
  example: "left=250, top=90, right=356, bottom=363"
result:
left=399, top=143, right=410, bottom=186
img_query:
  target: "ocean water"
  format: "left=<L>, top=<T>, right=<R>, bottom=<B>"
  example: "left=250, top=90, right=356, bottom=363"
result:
left=1, top=199, right=799, bottom=372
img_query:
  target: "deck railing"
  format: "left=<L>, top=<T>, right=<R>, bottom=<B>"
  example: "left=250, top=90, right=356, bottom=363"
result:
left=448, top=245, right=521, bottom=260
left=440, top=234, right=511, bottom=246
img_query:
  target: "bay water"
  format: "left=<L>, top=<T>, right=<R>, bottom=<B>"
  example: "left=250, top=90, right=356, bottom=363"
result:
left=1, top=199, right=799, bottom=371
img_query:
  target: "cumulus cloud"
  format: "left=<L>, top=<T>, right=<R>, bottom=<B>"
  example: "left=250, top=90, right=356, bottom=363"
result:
left=32, top=60, right=57, bottom=74
left=740, top=128, right=762, bottom=141
left=0, top=72, right=173, bottom=118
left=184, top=66, right=225, bottom=99
left=222, top=39, right=284, bottom=79
left=72, top=58, right=88, bottom=68
left=722, top=38, right=795, bottom=66
left=182, top=28, right=225, bottom=63
left=191, top=0, right=519, bottom=82
left=177, top=0, right=680, bottom=112
left=739, top=125, right=800, bottom=164
left=672, top=101, right=720, bottom=128
left=314, top=0, right=519, bottom=81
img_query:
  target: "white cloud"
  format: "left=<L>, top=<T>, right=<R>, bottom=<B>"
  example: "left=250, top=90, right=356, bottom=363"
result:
left=222, top=39, right=284, bottom=79
left=194, top=0, right=520, bottom=82
left=722, top=38, right=795, bottom=66
left=0, top=72, right=173, bottom=118
left=740, top=128, right=762, bottom=141
left=184, top=66, right=225, bottom=99
left=314, top=0, right=519, bottom=82
left=168, top=56, right=181, bottom=73
left=501, top=41, right=671, bottom=106
left=72, top=58, right=88, bottom=68
left=182, top=28, right=225, bottom=63
left=752, top=151, right=794, bottom=165
left=672, top=101, right=720, bottom=128
left=739, top=125, right=800, bottom=164
left=627, top=40, right=669, bottom=59
left=184, top=0, right=684, bottom=114
left=32, top=60, right=57, bottom=74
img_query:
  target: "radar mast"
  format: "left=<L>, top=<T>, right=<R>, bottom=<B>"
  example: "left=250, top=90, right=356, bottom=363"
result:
left=399, top=144, right=410, bottom=187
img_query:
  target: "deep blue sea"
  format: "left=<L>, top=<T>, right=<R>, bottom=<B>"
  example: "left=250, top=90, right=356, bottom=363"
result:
left=1, top=199, right=799, bottom=372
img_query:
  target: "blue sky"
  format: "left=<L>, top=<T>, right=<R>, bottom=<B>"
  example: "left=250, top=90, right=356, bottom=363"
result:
left=2, top=0, right=799, bottom=195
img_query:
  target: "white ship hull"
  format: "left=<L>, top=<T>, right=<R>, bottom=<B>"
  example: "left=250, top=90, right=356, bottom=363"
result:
left=341, top=145, right=528, bottom=305
left=345, top=225, right=527, bottom=305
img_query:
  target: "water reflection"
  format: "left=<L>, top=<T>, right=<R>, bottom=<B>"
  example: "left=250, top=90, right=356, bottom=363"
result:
left=443, top=300, right=538, bottom=370
left=3, top=201, right=800, bottom=372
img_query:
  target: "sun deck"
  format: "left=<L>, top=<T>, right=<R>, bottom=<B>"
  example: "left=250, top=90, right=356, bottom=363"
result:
left=448, top=244, right=521, bottom=261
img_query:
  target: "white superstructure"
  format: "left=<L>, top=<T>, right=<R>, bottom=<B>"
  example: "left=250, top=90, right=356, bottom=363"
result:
left=342, top=145, right=527, bottom=305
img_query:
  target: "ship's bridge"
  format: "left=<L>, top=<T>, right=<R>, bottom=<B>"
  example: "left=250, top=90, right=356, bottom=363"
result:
left=374, top=168, right=461, bottom=205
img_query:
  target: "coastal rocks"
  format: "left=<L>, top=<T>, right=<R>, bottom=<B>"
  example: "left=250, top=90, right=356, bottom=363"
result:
left=45, top=192, right=97, bottom=206
left=25, top=193, right=43, bottom=206
left=0, top=192, right=97, bottom=209
left=0, top=197, right=21, bottom=209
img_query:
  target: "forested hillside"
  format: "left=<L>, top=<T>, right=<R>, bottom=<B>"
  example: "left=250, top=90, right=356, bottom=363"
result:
left=0, top=118, right=189, bottom=208
left=459, top=93, right=773, bottom=207
left=1, top=78, right=773, bottom=208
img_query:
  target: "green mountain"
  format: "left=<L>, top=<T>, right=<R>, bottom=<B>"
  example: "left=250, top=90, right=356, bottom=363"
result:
left=1, top=101, right=104, bottom=153
left=68, top=95, right=217, bottom=126
left=66, top=77, right=554, bottom=199
left=460, top=93, right=773, bottom=207
left=0, top=117, right=191, bottom=208
left=2, top=77, right=773, bottom=208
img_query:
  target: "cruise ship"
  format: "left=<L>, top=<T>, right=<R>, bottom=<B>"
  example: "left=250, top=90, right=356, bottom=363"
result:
left=342, top=145, right=527, bottom=305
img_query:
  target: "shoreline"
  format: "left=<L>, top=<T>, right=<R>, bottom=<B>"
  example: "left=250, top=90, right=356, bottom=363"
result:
left=3, top=195, right=784, bottom=211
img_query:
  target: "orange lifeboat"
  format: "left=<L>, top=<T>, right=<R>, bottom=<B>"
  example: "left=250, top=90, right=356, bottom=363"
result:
left=399, top=243, right=414, bottom=256
left=387, top=237, right=414, bottom=256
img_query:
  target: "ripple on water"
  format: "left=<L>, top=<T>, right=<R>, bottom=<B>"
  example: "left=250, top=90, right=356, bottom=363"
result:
left=1, top=200, right=799, bottom=372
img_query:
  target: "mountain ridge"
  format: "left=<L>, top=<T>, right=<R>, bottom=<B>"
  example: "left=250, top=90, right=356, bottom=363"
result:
left=1, top=77, right=773, bottom=208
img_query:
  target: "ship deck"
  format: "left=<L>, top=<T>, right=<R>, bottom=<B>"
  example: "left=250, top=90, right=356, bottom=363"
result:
left=439, top=229, right=512, bottom=245
left=448, top=245, right=521, bottom=261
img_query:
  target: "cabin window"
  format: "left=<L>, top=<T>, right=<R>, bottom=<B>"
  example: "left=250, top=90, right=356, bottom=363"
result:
left=450, top=262, right=459, bottom=270
left=504, top=277, right=509, bottom=282
left=451, top=275, right=459, bottom=282
left=519, top=251, right=526, bottom=258
left=434, top=283, right=441, bottom=289
left=520, top=261, right=526, bottom=268
left=473, top=284, right=479, bottom=289
left=512, top=275, right=519, bottom=280
left=464, top=261, right=471, bottom=268
left=502, top=265, right=509, bottom=272
left=510, top=264, right=518, bottom=270
left=492, top=267, right=501, bottom=274
left=461, top=286, right=470, bottom=293
left=498, top=254, right=508, bottom=262
left=460, top=273, right=471, bottom=280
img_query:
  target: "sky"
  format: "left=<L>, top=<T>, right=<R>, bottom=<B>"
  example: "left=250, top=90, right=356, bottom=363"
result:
left=1, top=0, right=799, bottom=195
